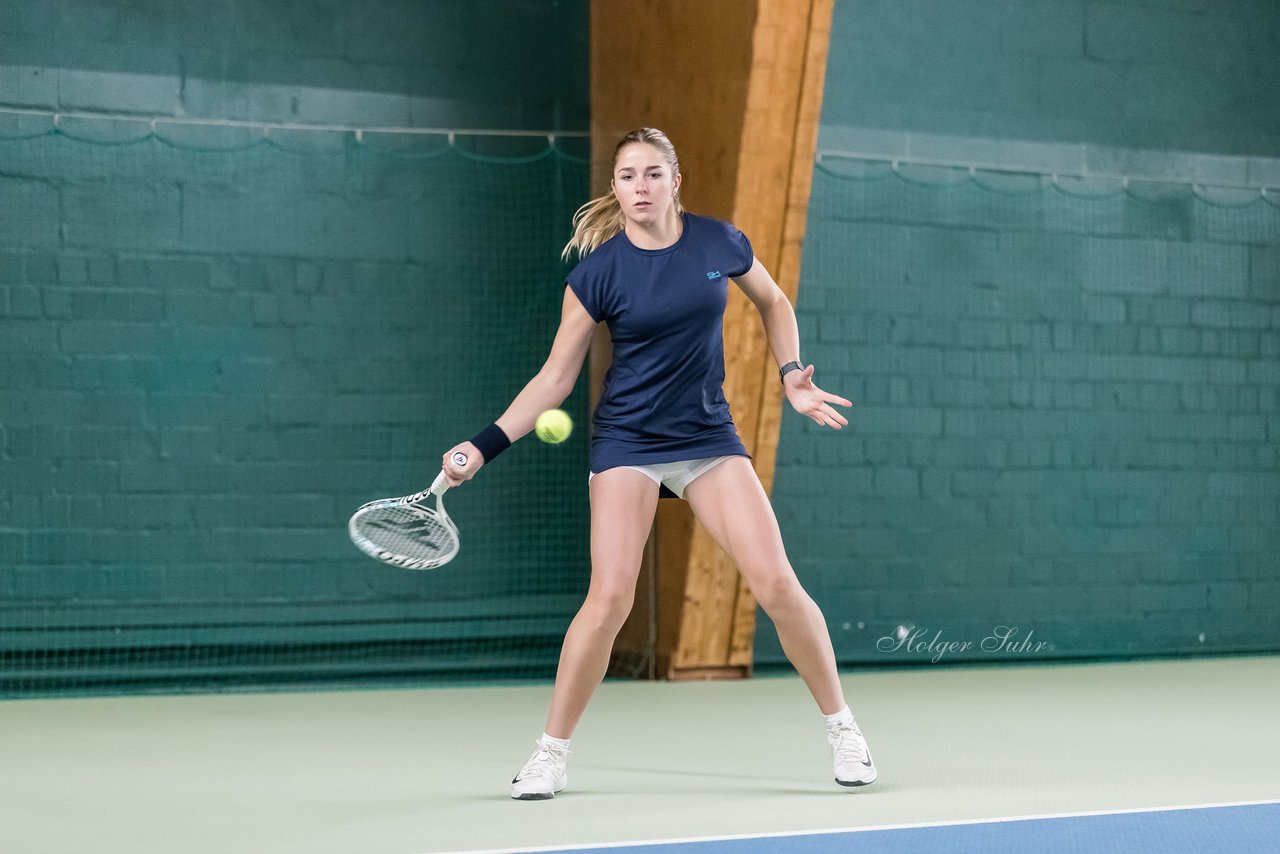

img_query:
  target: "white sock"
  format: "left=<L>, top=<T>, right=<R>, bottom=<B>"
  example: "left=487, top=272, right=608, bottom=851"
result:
left=539, top=732, right=571, bottom=751
left=824, top=706, right=854, bottom=728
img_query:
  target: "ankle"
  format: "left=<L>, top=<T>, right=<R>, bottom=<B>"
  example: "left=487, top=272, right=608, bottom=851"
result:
left=823, top=705, right=854, bottom=728
left=539, top=732, right=571, bottom=751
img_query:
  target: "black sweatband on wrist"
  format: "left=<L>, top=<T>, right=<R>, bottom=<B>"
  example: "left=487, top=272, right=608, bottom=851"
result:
left=779, top=360, right=804, bottom=384
left=469, top=423, right=511, bottom=464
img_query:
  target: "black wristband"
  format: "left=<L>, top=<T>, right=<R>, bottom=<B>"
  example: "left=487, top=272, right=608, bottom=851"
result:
left=779, top=360, right=804, bottom=384
left=469, top=423, right=511, bottom=464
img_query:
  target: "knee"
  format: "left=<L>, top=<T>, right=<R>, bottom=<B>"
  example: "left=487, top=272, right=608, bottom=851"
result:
left=750, top=570, right=804, bottom=614
left=582, top=584, right=635, bottom=631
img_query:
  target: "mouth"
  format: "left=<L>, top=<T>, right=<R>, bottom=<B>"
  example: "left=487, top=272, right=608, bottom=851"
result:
left=634, top=201, right=651, bottom=208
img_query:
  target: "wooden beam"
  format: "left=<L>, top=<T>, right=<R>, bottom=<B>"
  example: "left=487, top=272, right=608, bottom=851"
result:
left=674, top=0, right=833, bottom=675
left=592, top=0, right=833, bottom=679
left=734, top=0, right=834, bottom=669
left=588, top=0, right=753, bottom=220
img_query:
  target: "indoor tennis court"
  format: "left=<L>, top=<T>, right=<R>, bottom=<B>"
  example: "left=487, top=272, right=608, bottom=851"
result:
left=5, top=657, right=1280, bottom=852
left=3, top=2, right=1278, bottom=852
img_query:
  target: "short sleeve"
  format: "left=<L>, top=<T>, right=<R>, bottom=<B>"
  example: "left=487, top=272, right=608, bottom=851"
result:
left=725, top=223, right=754, bottom=278
left=566, top=263, right=604, bottom=323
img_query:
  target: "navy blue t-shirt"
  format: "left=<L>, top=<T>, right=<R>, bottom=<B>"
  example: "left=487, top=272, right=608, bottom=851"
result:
left=566, top=212, right=755, bottom=474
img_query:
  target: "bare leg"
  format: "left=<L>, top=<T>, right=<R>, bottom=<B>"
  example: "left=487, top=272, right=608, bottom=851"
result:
left=543, top=467, right=659, bottom=738
left=683, top=457, right=847, bottom=715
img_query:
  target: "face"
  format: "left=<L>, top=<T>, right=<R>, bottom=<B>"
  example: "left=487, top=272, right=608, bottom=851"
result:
left=611, top=143, right=681, bottom=225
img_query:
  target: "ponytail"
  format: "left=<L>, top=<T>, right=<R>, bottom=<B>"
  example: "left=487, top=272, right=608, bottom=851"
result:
left=561, top=191, right=627, bottom=262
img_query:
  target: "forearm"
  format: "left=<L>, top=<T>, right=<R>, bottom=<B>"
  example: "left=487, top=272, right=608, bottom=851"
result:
left=760, top=294, right=802, bottom=369
left=494, top=371, right=575, bottom=443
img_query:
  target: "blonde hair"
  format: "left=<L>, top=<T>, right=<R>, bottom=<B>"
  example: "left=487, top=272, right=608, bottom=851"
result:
left=561, top=128, right=684, bottom=261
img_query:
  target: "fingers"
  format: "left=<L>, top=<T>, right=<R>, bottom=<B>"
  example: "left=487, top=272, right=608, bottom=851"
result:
left=799, top=399, right=850, bottom=429
left=810, top=382, right=853, bottom=409
left=824, top=404, right=849, bottom=427
left=791, top=378, right=854, bottom=429
left=441, top=442, right=481, bottom=487
left=808, top=408, right=847, bottom=429
left=798, top=366, right=851, bottom=407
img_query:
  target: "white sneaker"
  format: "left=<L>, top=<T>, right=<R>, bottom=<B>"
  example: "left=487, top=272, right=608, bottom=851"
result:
left=828, top=717, right=877, bottom=787
left=510, top=739, right=569, bottom=800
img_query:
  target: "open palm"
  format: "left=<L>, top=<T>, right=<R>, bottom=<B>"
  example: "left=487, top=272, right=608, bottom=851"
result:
left=784, top=364, right=852, bottom=428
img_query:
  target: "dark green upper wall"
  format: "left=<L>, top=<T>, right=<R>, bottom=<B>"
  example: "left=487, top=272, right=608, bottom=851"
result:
left=2, top=0, right=589, bottom=131
left=822, top=0, right=1280, bottom=157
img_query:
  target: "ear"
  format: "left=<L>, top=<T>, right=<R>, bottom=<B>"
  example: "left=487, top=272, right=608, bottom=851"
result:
left=672, top=172, right=682, bottom=196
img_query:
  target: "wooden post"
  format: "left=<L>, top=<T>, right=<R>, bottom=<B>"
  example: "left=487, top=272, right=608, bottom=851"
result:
left=592, top=0, right=833, bottom=680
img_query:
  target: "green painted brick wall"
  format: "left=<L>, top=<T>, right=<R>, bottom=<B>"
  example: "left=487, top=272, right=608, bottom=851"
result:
left=823, top=0, right=1280, bottom=157
left=2, top=0, right=587, bottom=131
left=0, top=0, right=590, bottom=694
left=759, top=0, right=1280, bottom=666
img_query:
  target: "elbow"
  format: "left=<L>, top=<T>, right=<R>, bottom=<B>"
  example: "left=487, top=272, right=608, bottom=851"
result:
left=761, top=288, right=791, bottom=316
left=772, top=283, right=793, bottom=308
left=538, top=368, right=578, bottom=403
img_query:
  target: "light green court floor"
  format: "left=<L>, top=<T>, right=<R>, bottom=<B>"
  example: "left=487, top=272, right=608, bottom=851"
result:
left=3, top=654, right=1278, bottom=853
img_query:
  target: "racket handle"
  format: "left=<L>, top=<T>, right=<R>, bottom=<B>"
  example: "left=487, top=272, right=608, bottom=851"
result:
left=431, top=452, right=469, bottom=496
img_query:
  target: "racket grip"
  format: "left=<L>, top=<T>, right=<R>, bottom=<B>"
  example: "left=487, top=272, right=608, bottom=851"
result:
left=431, top=452, right=469, bottom=496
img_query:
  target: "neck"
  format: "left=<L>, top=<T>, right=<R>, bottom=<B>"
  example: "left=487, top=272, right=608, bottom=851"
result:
left=624, top=208, right=683, bottom=250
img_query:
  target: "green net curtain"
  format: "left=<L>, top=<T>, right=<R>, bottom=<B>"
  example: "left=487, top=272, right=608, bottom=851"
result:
left=0, top=114, right=591, bottom=696
left=761, top=155, right=1279, bottom=665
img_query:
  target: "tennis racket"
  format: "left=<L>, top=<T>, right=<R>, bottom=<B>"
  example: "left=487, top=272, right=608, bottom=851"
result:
left=348, top=451, right=467, bottom=570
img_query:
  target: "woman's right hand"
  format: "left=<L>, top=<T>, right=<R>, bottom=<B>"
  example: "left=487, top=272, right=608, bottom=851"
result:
left=441, top=441, right=484, bottom=487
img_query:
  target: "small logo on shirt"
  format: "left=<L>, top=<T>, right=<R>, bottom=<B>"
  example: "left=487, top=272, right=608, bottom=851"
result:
left=706, top=270, right=722, bottom=280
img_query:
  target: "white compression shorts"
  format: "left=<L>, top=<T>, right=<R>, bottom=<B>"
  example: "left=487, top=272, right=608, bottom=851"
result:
left=587, top=455, right=738, bottom=499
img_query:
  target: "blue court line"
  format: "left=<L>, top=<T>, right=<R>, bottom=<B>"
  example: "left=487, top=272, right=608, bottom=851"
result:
left=472, top=801, right=1280, bottom=854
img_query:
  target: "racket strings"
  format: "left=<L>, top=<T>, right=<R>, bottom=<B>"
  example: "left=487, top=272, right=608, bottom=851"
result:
left=354, top=505, right=456, bottom=563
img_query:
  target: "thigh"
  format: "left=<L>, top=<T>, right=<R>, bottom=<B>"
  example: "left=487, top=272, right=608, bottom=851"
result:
left=682, top=456, right=791, bottom=581
left=587, top=466, right=661, bottom=596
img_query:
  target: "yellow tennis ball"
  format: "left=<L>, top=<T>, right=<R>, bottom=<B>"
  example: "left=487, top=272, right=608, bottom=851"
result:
left=535, top=409, right=573, bottom=444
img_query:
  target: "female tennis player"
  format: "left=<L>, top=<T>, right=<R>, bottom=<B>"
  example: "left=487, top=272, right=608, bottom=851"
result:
left=441, top=128, right=875, bottom=799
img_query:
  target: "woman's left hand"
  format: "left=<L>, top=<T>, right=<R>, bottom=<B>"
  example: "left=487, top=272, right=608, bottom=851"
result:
left=783, top=364, right=852, bottom=428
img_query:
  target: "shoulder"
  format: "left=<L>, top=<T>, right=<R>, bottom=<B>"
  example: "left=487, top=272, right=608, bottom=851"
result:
left=683, top=213, right=751, bottom=250
left=684, top=212, right=742, bottom=235
left=569, top=231, right=625, bottom=272
left=684, top=212, right=753, bottom=276
left=567, top=232, right=624, bottom=283
left=684, top=213, right=748, bottom=243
